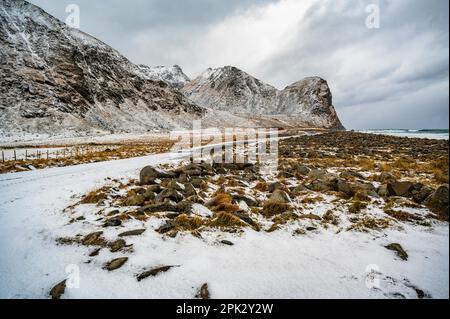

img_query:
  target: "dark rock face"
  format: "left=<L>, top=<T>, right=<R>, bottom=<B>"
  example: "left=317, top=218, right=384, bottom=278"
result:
left=0, top=0, right=205, bottom=137
left=387, top=182, right=414, bottom=197
left=425, top=185, right=449, bottom=217
left=183, top=66, right=345, bottom=130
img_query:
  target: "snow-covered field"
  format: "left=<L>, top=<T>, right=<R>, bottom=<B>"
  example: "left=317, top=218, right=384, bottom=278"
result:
left=0, top=149, right=448, bottom=299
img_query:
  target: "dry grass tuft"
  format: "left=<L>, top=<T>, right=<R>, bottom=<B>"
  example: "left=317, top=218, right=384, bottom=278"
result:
left=384, top=208, right=422, bottom=222
left=206, top=193, right=241, bottom=214
left=347, top=216, right=391, bottom=232
left=357, top=158, right=376, bottom=171
left=174, top=214, right=205, bottom=231
left=208, top=212, right=247, bottom=228
left=81, top=187, right=110, bottom=204
left=349, top=200, right=368, bottom=214
left=253, top=181, right=269, bottom=192
left=261, top=200, right=290, bottom=217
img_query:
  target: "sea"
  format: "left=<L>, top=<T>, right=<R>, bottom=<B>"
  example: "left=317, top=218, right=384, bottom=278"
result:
left=357, top=129, right=449, bottom=140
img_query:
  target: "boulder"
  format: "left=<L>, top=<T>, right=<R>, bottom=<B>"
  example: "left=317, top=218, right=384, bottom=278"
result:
left=308, top=169, right=328, bottom=181
left=104, top=257, right=128, bottom=271
left=387, top=181, right=414, bottom=197
left=155, top=189, right=184, bottom=203
left=336, top=179, right=353, bottom=196
left=141, top=202, right=178, bottom=213
left=296, top=165, right=311, bottom=176
left=410, top=183, right=433, bottom=203
left=183, top=183, right=197, bottom=197
left=377, top=184, right=389, bottom=197
left=49, top=280, right=66, bottom=299
left=425, top=184, right=449, bottom=216
left=140, top=166, right=174, bottom=185
left=340, top=170, right=365, bottom=180
left=268, top=182, right=283, bottom=193
left=270, top=190, right=291, bottom=203
left=385, top=243, right=408, bottom=261
left=118, top=229, right=146, bottom=237
left=377, top=172, right=396, bottom=183
left=232, top=194, right=259, bottom=207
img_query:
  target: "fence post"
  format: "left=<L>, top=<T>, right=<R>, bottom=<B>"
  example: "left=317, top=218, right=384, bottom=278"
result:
left=14, top=150, right=17, bottom=161
left=46, top=150, right=49, bottom=160
left=1, top=151, right=4, bottom=163
left=25, top=150, right=28, bottom=161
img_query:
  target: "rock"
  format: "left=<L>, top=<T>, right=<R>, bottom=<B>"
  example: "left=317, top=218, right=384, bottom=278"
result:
left=425, top=184, right=449, bottom=216
left=81, top=231, right=105, bottom=246
left=387, top=181, right=414, bottom=197
left=232, top=212, right=259, bottom=229
left=232, top=194, right=259, bottom=207
left=118, top=229, right=146, bottom=237
left=385, top=243, right=408, bottom=261
left=306, top=226, right=317, bottom=231
left=103, top=218, right=122, bottom=227
left=221, top=240, right=234, bottom=246
left=166, top=180, right=185, bottom=191
left=146, top=185, right=162, bottom=193
left=377, top=172, right=396, bottom=183
left=142, top=189, right=156, bottom=201
left=308, top=169, right=328, bottom=180
left=291, top=184, right=308, bottom=195
left=186, top=195, right=205, bottom=204
left=306, top=179, right=336, bottom=192
left=270, top=189, right=291, bottom=203
left=136, top=265, right=176, bottom=281
left=377, top=184, right=389, bottom=197
left=155, top=189, right=184, bottom=203
left=340, top=170, right=365, bottom=180
left=190, top=203, right=213, bottom=217
left=141, top=202, right=178, bottom=213
left=196, top=283, right=210, bottom=299
left=183, top=183, right=197, bottom=197
left=49, top=280, right=66, bottom=299
left=298, top=214, right=322, bottom=220
left=410, top=183, right=433, bottom=203
left=157, top=220, right=176, bottom=234
left=336, top=179, right=353, bottom=196
left=104, top=257, right=128, bottom=271
left=109, top=239, right=126, bottom=252
left=89, top=248, right=101, bottom=257
left=140, top=166, right=174, bottom=185
left=177, top=200, right=194, bottom=214
left=191, top=178, right=204, bottom=188
left=296, top=165, right=311, bottom=176
left=125, top=194, right=146, bottom=206
left=268, top=182, right=283, bottom=193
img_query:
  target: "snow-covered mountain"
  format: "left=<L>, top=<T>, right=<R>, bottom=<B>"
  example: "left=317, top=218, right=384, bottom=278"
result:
left=183, top=66, right=345, bottom=130
left=0, top=0, right=205, bottom=138
left=138, top=64, right=190, bottom=90
left=0, top=0, right=344, bottom=141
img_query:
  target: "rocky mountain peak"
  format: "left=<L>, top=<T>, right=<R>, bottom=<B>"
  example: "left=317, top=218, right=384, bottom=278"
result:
left=183, top=66, right=344, bottom=130
left=138, top=64, right=190, bottom=90
left=0, top=0, right=204, bottom=138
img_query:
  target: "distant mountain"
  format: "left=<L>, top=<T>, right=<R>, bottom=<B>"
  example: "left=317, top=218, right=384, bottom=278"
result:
left=0, top=0, right=344, bottom=142
left=138, top=64, right=190, bottom=90
left=183, top=66, right=344, bottom=130
left=0, top=0, right=204, bottom=139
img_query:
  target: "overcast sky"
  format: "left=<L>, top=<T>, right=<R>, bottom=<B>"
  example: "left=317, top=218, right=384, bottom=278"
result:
left=30, top=0, right=449, bottom=129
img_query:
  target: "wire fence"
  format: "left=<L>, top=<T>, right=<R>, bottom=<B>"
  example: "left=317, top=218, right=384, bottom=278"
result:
left=0, top=146, right=114, bottom=163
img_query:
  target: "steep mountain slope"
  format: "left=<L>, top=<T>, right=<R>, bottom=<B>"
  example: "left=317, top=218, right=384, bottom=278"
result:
left=138, top=64, right=190, bottom=90
left=0, top=0, right=204, bottom=139
left=183, top=66, right=345, bottom=130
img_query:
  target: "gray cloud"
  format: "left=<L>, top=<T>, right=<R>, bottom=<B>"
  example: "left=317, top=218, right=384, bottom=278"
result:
left=29, top=0, right=449, bottom=129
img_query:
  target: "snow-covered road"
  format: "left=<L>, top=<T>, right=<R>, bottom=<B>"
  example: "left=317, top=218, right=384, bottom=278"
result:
left=0, top=150, right=448, bottom=299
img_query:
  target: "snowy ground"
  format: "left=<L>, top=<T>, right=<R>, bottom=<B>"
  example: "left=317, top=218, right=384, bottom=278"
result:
left=0, top=149, right=448, bottom=299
